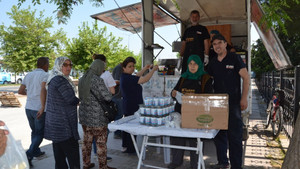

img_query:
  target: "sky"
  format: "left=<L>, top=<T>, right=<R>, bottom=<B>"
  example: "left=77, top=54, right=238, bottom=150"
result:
left=0, top=0, right=260, bottom=60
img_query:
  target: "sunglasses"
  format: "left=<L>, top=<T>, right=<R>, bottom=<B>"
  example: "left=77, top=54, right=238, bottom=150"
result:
left=63, top=63, right=73, bottom=67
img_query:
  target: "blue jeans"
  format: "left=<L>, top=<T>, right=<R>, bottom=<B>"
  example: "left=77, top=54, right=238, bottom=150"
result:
left=214, top=104, right=243, bottom=169
left=25, top=109, right=45, bottom=159
left=112, top=97, right=123, bottom=135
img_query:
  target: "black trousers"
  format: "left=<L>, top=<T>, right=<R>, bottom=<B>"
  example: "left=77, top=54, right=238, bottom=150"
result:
left=52, top=137, right=80, bottom=169
left=170, top=137, right=198, bottom=169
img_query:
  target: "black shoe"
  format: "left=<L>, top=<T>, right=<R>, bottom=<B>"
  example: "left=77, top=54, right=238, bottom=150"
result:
left=27, top=157, right=33, bottom=167
left=167, top=163, right=180, bottom=169
left=122, top=149, right=135, bottom=154
left=210, top=163, right=230, bottom=169
left=34, top=151, right=45, bottom=157
left=107, top=156, right=112, bottom=161
left=113, top=134, right=121, bottom=139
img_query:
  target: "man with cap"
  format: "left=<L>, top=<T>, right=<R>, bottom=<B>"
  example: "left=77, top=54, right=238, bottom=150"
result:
left=180, top=10, right=210, bottom=73
left=207, top=34, right=250, bottom=169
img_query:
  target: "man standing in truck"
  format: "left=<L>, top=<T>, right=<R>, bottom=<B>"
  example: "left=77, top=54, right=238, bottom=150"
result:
left=180, top=10, right=210, bottom=73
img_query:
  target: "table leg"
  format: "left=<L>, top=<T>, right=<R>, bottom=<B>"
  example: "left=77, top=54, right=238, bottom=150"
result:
left=156, top=137, right=161, bottom=154
left=163, top=136, right=171, bottom=164
left=137, top=136, right=148, bottom=169
left=130, top=134, right=140, bottom=158
left=197, top=138, right=205, bottom=169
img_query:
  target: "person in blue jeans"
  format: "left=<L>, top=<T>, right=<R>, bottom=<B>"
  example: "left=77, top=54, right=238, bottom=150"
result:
left=207, top=34, right=250, bottom=169
left=18, top=57, right=49, bottom=166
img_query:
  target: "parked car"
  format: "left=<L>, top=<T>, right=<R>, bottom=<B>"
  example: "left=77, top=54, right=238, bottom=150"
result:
left=0, top=72, right=11, bottom=84
left=10, top=72, right=26, bottom=84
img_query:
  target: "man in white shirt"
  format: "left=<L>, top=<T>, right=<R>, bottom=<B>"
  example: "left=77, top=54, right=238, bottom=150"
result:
left=18, top=57, right=49, bottom=166
left=101, top=70, right=116, bottom=94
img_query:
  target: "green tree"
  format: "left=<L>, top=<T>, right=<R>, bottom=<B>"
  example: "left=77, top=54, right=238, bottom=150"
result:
left=251, top=0, right=300, bottom=76
left=276, top=0, right=300, bottom=65
left=17, top=0, right=104, bottom=24
left=259, top=0, right=299, bottom=35
left=0, top=5, right=67, bottom=72
left=251, top=39, right=275, bottom=78
left=66, top=21, right=140, bottom=72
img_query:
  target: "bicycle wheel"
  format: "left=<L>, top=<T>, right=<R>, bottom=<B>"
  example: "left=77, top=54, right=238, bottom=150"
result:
left=272, top=106, right=283, bottom=138
left=265, top=101, right=273, bottom=129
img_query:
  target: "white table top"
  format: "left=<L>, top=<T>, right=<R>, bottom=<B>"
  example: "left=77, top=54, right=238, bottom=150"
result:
left=108, top=115, right=218, bottom=139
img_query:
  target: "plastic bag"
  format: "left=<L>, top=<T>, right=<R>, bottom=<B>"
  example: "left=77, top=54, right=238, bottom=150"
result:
left=0, top=125, right=29, bottom=169
left=165, top=112, right=181, bottom=128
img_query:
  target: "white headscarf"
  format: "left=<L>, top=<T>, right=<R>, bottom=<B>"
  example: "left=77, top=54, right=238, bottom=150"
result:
left=46, top=57, right=77, bottom=93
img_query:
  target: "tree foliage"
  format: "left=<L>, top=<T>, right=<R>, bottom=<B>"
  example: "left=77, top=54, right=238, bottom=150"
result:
left=259, top=0, right=299, bottom=35
left=251, top=39, right=275, bottom=78
left=0, top=6, right=67, bottom=72
left=17, top=0, right=104, bottom=24
left=251, top=0, right=300, bottom=77
left=65, top=21, right=140, bottom=72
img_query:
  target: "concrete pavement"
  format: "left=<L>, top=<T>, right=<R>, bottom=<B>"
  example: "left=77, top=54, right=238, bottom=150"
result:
left=0, top=80, right=289, bottom=168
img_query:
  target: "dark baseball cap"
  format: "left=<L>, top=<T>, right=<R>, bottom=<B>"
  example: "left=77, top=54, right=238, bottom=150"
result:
left=211, top=34, right=227, bottom=43
left=210, top=30, right=220, bottom=35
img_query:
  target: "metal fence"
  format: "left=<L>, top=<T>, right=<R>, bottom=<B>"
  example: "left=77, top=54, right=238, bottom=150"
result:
left=255, top=66, right=300, bottom=139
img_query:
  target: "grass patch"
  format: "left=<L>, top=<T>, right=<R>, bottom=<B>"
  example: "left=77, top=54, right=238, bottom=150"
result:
left=0, top=83, right=20, bottom=87
left=265, top=136, right=286, bottom=168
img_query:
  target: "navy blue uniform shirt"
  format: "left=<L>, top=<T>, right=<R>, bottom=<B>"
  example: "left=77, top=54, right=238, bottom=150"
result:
left=120, top=73, right=143, bottom=115
left=207, top=52, right=246, bottom=104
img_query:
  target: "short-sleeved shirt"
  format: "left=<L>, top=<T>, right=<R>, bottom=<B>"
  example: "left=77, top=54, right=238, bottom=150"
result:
left=120, top=73, right=143, bottom=115
left=100, top=70, right=116, bottom=91
left=182, top=24, right=210, bottom=58
left=22, top=68, right=48, bottom=111
left=207, top=52, right=246, bottom=104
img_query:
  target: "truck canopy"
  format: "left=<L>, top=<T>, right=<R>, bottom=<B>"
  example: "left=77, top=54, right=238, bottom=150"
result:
left=91, top=0, right=292, bottom=70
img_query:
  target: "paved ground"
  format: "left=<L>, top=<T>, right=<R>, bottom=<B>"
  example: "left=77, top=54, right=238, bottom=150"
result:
left=0, top=80, right=289, bottom=169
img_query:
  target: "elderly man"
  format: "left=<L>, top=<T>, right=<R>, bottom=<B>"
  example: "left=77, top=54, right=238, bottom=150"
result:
left=180, top=10, right=210, bottom=73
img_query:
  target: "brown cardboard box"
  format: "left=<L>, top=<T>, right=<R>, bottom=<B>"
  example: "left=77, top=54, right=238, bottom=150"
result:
left=181, top=94, right=229, bottom=130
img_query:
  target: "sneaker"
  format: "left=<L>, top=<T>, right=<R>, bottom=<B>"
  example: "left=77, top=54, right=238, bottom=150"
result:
left=210, top=163, right=230, bottom=169
left=107, top=156, right=112, bottom=161
left=83, top=163, right=95, bottom=169
left=107, top=166, right=116, bottom=169
left=113, top=134, right=122, bottom=139
left=34, top=151, right=45, bottom=157
left=121, top=147, right=127, bottom=152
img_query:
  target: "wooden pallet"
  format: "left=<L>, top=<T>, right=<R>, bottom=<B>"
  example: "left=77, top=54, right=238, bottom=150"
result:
left=0, top=92, right=22, bottom=107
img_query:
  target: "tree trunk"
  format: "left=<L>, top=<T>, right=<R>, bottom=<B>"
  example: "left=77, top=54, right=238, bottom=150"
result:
left=281, top=112, right=300, bottom=168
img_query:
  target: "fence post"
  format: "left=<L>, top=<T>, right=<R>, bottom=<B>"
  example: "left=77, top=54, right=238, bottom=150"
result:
left=280, top=70, right=284, bottom=90
left=293, top=66, right=300, bottom=124
left=272, top=71, right=275, bottom=91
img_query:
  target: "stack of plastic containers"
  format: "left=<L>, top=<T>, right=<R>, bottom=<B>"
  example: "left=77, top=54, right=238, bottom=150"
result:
left=139, top=97, right=174, bottom=126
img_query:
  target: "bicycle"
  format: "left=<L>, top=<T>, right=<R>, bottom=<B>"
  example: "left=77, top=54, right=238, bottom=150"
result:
left=265, top=91, right=283, bottom=139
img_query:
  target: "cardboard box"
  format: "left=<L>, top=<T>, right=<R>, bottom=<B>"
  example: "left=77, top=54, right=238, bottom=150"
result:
left=181, top=94, right=229, bottom=130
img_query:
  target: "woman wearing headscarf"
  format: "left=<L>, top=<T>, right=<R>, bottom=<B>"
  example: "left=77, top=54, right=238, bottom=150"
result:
left=168, top=55, right=213, bottom=169
left=78, top=59, right=116, bottom=169
left=44, top=57, right=80, bottom=169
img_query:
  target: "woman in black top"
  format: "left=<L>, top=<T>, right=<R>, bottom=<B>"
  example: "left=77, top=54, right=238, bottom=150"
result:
left=168, top=54, right=212, bottom=169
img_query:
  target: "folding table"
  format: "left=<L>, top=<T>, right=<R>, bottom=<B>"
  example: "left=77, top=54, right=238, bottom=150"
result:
left=108, top=115, right=218, bottom=169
